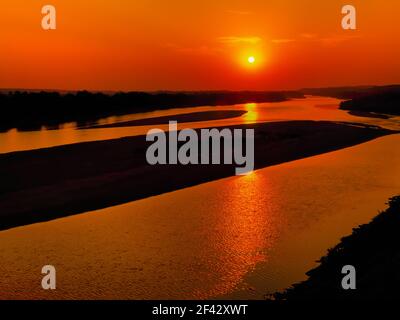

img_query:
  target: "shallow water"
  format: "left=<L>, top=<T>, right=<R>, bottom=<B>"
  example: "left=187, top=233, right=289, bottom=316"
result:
left=0, top=97, right=399, bottom=299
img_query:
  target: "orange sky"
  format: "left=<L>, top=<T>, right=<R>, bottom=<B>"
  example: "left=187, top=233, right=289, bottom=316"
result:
left=1, top=0, right=399, bottom=91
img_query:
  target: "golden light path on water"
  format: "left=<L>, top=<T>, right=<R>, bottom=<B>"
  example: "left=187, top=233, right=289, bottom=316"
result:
left=0, top=133, right=399, bottom=299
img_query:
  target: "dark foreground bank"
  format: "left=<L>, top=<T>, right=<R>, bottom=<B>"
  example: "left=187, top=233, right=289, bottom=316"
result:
left=0, top=120, right=394, bottom=231
left=273, top=195, right=400, bottom=300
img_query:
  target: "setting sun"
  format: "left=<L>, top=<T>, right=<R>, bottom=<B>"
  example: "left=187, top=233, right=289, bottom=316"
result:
left=247, top=56, right=256, bottom=64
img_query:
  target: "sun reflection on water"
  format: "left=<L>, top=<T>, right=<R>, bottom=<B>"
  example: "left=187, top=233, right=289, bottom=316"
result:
left=243, top=103, right=259, bottom=123
left=190, top=171, right=281, bottom=298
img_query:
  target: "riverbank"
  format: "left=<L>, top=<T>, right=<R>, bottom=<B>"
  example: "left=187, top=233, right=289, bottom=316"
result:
left=273, top=195, right=400, bottom=300
left=0, top=120, right=395, bottom=231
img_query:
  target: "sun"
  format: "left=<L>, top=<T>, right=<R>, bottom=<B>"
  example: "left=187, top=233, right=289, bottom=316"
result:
left=238, top=52, right=266, bottom=69
left=247, top=56, right=256, bottom=64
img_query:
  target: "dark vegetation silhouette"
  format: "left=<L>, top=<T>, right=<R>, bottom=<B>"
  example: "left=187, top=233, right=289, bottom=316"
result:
left=301, top=84, right=400, bottom=99
left=302, top=85, right=400, bottom=116
left=340, top=91, right=400, bottom=115
left=0, top=90, right=302, bottom=132
left=273, top=195, right=400, bottom=300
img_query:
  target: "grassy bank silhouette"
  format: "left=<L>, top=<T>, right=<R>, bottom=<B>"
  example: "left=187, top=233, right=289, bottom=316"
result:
left=273, top=195, right=400, bottom=300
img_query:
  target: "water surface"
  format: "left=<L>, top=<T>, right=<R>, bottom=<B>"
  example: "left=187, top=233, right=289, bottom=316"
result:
left=0, top=97, right=399, bottom=299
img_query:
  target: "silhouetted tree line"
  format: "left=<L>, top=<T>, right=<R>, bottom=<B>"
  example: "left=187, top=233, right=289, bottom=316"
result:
left=0, top=90, right=303, bottom=131
left=340, top=90, right=400, bottom=115
left=302, top=84, right=400, bottom=99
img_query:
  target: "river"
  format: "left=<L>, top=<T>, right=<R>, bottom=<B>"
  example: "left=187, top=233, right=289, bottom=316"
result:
left=0, top=96, right=399, bottom=299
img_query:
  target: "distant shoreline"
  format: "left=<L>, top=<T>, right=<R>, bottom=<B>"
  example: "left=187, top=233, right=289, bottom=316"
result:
left=0, top=120, right=394, bottom=232
left=2, top=85, right=399, bottom=132
left=0, top=90, right=302, bottom=132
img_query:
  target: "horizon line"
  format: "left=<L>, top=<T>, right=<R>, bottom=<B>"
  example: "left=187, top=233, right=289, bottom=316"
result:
left=1, top=83, right=399, bottom=94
